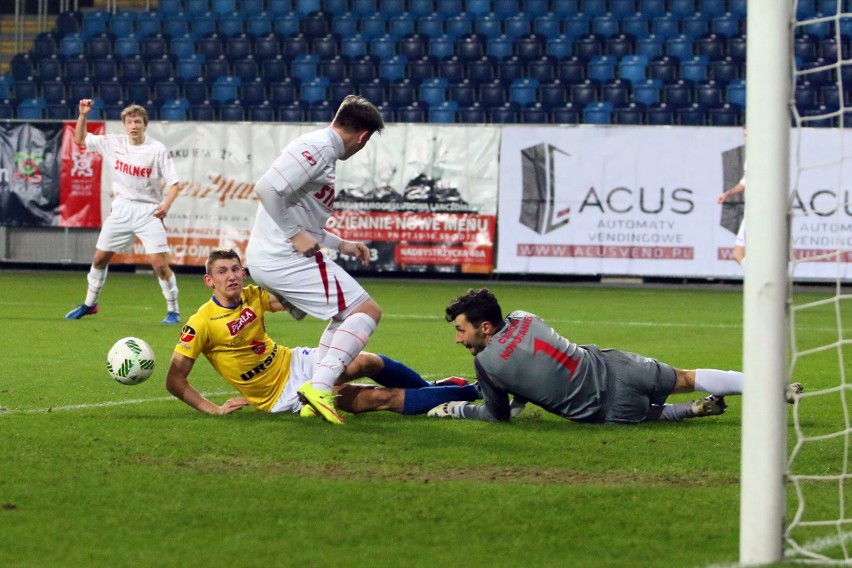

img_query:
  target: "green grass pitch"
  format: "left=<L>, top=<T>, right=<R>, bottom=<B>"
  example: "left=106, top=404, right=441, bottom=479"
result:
left=0, top=269, right=847, bottom=567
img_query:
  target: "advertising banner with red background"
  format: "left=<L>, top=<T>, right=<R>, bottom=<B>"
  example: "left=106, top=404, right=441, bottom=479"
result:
left=59, top=120, right=104, bottom=228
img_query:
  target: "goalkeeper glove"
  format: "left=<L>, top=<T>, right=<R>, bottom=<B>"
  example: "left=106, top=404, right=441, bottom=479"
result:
left=427, top=401, right=470, bottom=418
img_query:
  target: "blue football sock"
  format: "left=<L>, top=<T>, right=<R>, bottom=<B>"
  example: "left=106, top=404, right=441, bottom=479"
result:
left=372, top=355, right=430, bottom=389
left=401, top=385, right=480, bottom=415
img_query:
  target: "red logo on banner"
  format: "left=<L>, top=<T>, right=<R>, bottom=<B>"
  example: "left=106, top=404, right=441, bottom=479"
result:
left=59, top=121, right=103, bottom=228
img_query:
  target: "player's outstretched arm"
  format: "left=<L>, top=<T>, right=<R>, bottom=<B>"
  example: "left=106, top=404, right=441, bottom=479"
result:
left=166, top=352, right=249, bottom=415
left=74, top=99, right=92, bottom=147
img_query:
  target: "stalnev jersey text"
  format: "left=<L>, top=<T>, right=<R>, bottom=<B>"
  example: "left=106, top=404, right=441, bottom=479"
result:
left=174, top=285, right=293, bottom=412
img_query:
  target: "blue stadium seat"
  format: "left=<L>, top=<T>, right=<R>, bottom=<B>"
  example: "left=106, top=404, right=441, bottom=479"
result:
left=795, top=81, right=819, bottom=111
left=249, top=101, right=277, bottom=121
left=291, top=54, right=319, bottom=82
left=240, top=78, right=267, bottom=106
left=148, top=57, right=174, bottom=82
left=466, top=0, right=492, bottom=17
left=475, top=15, right=502, bottom=40
left=610, top=0, right=637, bottom=17
left=708, top=103, right=740, bottom=126
left=46, top=101, right=73, bottom=119
left=417, top=14, right=444, bottom=39
left=33, top=33, right=58, bottom=59
left=321, top=56, right=348, bottom=82
left=516, top=35, right=544, bottom=62
left=682, top=14, right=710, bottom=39
left=56, top=10, right=81, bottom=35
left=614, top=102, right=645, bottom=124
left=270, top=79, right=299, bottom=105
left=546, top=35, right=573, bottom=59
left=60, top=33, right=85, bottom=58
left=663, top=79, right=692, bottom=107
left=408, top=56, right=436, bottom=83
left=821, top=84, right=842, bottom=111
left=359, top=78, right=388, bottom=104
left=429, top=35, right=455, bottom=60
left=381, top=0, right=407, bottom=15
left=681, top=56, right=709, bottom=82
left=669, top=0, right=696, bottom=17
left=233, top=56, right=260, bottom=81
left=638, top=0, right=667, bottom=17
left=161, top=98, right=190, bottom=121
left=220, top=102, right=246, bottom=121
left=583, top=101, right=613, bottom=124
left=191, top=14, right=218, bottom=38
left=551, top=102, right=580, bottom=123
left=275, top=14, right=301, bottom=36
left=601, top=79, right=630, bottom=106
left=632, top=78, right=662, bottom=105
left=329, top=78, right=355, bottom=105
left=81, top=10, right=109, bottom=38
left=583, top=0, right=608, bottom=17
left=646, top=101, right=674, bottom=124
left=726, top=78, right=745, bottom=107
left=86, top=34, right=111, bottom=59
left=242, top=0, right=267, bottom=17
left=695, top=33, right=726, bottom=61
left=227, top=35, right=254, bottom=61
left=388, top=14, right=416, bottom=38
left=563, top=15, right=591, bottom=40
left=409, top=0, right=435, bottom=17
left=350, top=55, right=379, bottom=83
left=695, top=80, right=724, bottom=106
left=489, top=102, right=519, bottom=123
left=0, top=99, right=14, bottom=119
left=448, top=80, right=477, bottom=106
left=185, top=0, right=210, bottom=17
left=533, top=15, right=561, bottom=39
left=651, top=15, right=680, bottom=40
left=301, top=11, right=331, bottom=39
left=196, top=36, right=223, bottom=60
left=678, top=102, right=707, bottom=125
left=727, top=35, right=747, bottom=61
left=301, top=77, right=330, bottom=104
left=219, top=12, right=246, bottom=38
left=622, top=15, right=650, bottom=40
left=211, top=76, right=241, bottom=103
left=12, top=80, right=38, bottom=102
left=359, top=14, right=387, bottom=39
left=97, top=78, right=124, bottom=105
left=419, top=77, right=448, bottom=106
left=68, top=79, right=95, bottom=101
left=262, top=56, right=289, bottom=82
left=479, top=80, right=506, bottom=108
left=388, top=78, right=416, bottom=106
left=64, top=55, right=88, bottom=82
left=570, top=79, right=599, bottom=105
left=527, top=56, right=557, bottom=83
left=135, top=12, right=161, bottom=38
left=429, top=100, right=458, bottom=122
left=468, top=56, right=496, bottom=85
left=648, top=56, right=679, bottom=83
left=41, top=80, right=65, bottom=104
left=278, top=103, right=306, bottom=121
left=618, top=55, right=648, bottom=83
left=183, top=77, right=210, bottom=104
left=212, top=0, right=237, bottom=16
left=254, top=34, right=281, bottom=60
left=379, top=55, right=408, bottom=82
left=712, top=14, right=742, bottom=38
left=795, top=35, right=819, bottom=62
left=588, top=55, right=617, bottom=82
left=437, top=56, right=464, bottom=83
left=246, top=14, right=274, bottom=38
left=666, top=36, right=694, bottom=61
left=446, top=14, right=474, bottom=39
left=283, top=34, right=310, bottom=58
left=370, top=35, right=397, bottom=60
left=295, top=0, right=322, bottom=17
left=539, top=80, right=567, bottom=108
left=606, top=34, right=634, bottom=59
left=509, top=78, right=538, bottom=106
left=709, top=57, right=740, bottom=84
left=486, top=35, right=513, bottom=60
left=36, top=56, right=61, bottom=80
left=557, top=56, right=586, bottom=83
left=498, top=56, right=524, bottom=85
left=342, top=35, right=369, bottom=59
left=552, top=0, right=579, bottom=16
left=119, top=56, right=145, bottom=82
left=457, top=36, right=485, bottom=62
left=730, top=0, right=747, bottom=16
left=700, top=0, right=727, bottom=17
left=636, top=35, right=664, bottom=59
left=574, top=33, right=604, bottom=59
left=592, top=16, right=620, bottom=39
left=397, top=34, right=426, bottom=60
left=520, top=102, right=549, bottom=123
left=141, top=35, right=169, bottom=61
left=397, top=102, right=427, bottom=122
left=269, top=0, right=295, bottom=17
left=152, top=79, right=181, bottom=105
left=504, top=15, right=532, bottom=41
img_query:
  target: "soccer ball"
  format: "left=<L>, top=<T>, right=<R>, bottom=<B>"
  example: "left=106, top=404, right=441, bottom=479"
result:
left=107, top=337, right=155, bottom=385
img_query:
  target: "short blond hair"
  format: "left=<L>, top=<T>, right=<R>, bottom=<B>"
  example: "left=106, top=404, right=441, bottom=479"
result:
left=120, top=104, right=149, bottom=125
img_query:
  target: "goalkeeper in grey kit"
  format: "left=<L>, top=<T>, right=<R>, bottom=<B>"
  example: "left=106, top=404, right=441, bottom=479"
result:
left=429, top=288, right=802, bottom=424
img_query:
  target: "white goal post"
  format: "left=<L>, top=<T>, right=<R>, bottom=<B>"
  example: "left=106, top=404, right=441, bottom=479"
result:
left=739, top=0, right=792, bottom=565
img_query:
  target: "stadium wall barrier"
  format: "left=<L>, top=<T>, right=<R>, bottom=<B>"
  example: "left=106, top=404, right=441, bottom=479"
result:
left=1, top=121, right=849, bottom=280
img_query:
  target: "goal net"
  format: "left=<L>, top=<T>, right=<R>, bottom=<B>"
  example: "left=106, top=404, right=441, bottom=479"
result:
left=784, top=0, right=852, bottom=563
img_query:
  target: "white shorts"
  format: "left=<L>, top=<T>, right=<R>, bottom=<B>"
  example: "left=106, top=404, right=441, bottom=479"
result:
left=96, top=197, right=170, bottom=255
left=269, top=346, right=316, bottom=414
left=247, top=251, right=371, bottom=320
left=735, top=217, right=746, bottom=247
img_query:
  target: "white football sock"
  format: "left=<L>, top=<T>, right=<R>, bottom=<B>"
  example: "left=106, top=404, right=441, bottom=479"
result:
left=695, top=369, right=743, bottom=396
left=84, top=266, right=107, bottom=307
left=158, top=273, right=179, bottom=313
left=311, top=313, right=378, bottom=392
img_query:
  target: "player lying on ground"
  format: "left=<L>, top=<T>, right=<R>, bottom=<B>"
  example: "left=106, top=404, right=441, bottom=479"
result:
left=166, top=249, right=478, bottom=417
left=428, top=288, right=802, bottom=423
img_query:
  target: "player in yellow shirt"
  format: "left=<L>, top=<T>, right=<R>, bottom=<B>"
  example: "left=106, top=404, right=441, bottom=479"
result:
left=166, top=249, right=477, bottom=419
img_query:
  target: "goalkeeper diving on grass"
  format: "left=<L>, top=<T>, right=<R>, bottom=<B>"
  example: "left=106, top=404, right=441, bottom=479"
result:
left=165, top=249, right=478, bottom=418
left=428, top=288, right=802, bottom=423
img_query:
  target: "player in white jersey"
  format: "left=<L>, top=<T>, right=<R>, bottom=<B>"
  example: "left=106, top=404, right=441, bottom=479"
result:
left=246, top=95, right=385, bottom=424
left=65, top=100, right=182, bottom=324
left=428, top=288, right=802, bottom=423
left=717, top=129, right=747, bottom=266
